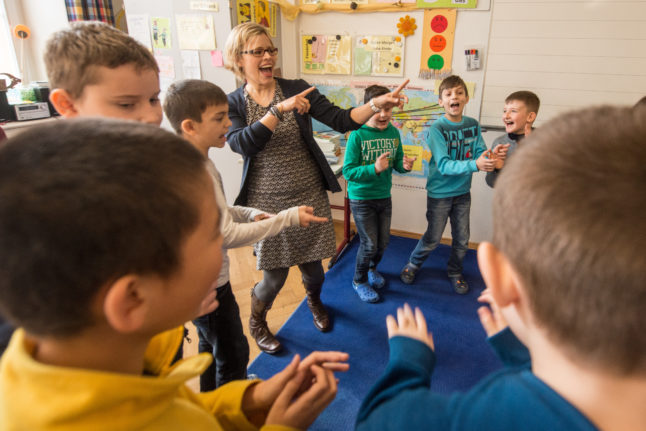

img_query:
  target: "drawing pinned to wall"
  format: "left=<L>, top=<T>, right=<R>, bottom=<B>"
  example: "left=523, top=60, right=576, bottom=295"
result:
left=354, top=35, right=404, bottom=77
left=126, top=14, right=152, bottom=50
left=416, top=0, right=477, bottom=8
left=255, top=0, right=270, bottom=27
left=176, top=14, right=216, bottom=50
left=324, top=35, right=352, bottom=74
left=302, top=35, right=326, bottom=74
left=236, top=0, right=253, bottom=24
left=151, top=17, right=172, bottom=49
left=269, top=3, right=278, bottom=36
left=419, top=9, right=455, bottom=79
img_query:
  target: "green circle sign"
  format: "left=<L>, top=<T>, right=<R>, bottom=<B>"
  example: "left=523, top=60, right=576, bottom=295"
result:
left=427, top=54, right=444, bottom=70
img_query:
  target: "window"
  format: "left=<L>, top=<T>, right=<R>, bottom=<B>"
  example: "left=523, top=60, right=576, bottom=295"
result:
left=0, top=0, right=19, bottom=80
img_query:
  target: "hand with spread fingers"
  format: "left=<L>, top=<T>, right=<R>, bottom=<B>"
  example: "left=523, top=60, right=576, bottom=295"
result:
left=386, top=303, right=435, bottom=351
left=477, top=288, right=508, bottom=336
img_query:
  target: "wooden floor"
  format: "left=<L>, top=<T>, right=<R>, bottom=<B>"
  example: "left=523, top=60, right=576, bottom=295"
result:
left=183, top=222, right=344, bottom=388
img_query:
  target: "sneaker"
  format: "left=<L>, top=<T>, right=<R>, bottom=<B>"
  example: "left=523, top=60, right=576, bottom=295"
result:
left=400, top=263, right=419, bottom=284
left=449, top=275, right=469, bottom=295
left=352, top=281, right=380, bottom=303
left=368, top=270, right=386, bottom=289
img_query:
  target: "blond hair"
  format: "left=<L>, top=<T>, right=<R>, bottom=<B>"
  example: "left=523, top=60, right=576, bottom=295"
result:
left=224, top=22, right=272, bottom=80
left=493, top=106, right=646, bottom=375
left=44, top=22, right=158, bottom=99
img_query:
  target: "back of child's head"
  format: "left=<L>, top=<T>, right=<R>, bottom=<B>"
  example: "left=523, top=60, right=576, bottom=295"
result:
left=0, top=118, right=208, bottom=337
left=44, top=21, right=159, bottom=99
left=505, top=91, right=540, bottom=115
left=492, top=106, right=646, bottom=375
left=438, top=75, right=468, bottom=98
left=634, top=95, right=646, bottom=110
left=364, top=85, right=390, bottom=104
left=163, top=79, right=228, bottom=134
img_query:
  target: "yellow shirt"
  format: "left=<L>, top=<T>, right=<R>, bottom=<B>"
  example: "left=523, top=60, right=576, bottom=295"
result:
left=0, top=327, right=295, bottom=431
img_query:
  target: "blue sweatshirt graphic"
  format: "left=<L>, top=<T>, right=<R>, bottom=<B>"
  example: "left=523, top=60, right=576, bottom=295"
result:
left=426, top=115, right=486, bottom=198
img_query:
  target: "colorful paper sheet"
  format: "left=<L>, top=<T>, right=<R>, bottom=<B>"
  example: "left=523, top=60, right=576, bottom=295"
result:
left=254, top=0, right=271, bottom=28
left=302, top=35, right=326, bottom=74
left=324, top=35, right=352, bottom=75
left=419, top=9, right=455, bottom=79
left=403, top=145, right=423, bottom=171
left=354, top=35, right=405, bottom=77
left=236, top=0, right=253, bottom=24
left=269, top=3, right=278, bottom=37
left=151, top=17, right=171, bottom=49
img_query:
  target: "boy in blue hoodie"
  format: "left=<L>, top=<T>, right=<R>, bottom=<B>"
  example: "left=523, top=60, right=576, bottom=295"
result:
left=400, top=75, right=494, bottom=294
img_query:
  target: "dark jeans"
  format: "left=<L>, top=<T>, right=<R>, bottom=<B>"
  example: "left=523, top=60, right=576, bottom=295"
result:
left=409, top=193, right=471, bottom=277
left=193, top=282, right=249, bottom=392
left=350, top=198, right=392, bottom=283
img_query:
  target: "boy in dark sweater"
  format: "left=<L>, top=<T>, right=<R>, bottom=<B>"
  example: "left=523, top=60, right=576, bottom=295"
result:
left=485, top=91, right=540, bottom=187
left=343, top=85, right=416, bottom=302
left=356, top=106, right=646, bottom=431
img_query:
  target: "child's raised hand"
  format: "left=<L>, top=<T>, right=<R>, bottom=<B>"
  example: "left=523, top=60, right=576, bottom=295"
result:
left=374, top=152, right=391, bottom=174
left=298, top=206, right=328, bottom=227
left=492, top=144, right=510, bottom=169
left=386, top=303, right=434, bottom=351
left=265, top=364, right=338, bottom=430
left=476, top=151, right=496, bottom=172
left=403, top=155, right=417, bottom=171
left=477, top=288, right=508, bottom=336
left=278, top=86, right=316, bottom=115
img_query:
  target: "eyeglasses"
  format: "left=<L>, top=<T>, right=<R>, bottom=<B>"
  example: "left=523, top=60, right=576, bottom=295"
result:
left=241, top=47, right=279, bottom=57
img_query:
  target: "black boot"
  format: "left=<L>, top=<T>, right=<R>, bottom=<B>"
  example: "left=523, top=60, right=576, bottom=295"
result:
left=249, top=289, right=281, bottom=354
left=305, top=283, right=331, bottom=332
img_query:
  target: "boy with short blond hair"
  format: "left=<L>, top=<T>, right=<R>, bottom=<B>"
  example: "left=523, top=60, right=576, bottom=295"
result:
left=163, top=79, right=327, bottom=390
left=400, top=75, right=494, bottom=294
left=357, top=105, right=646, bottom=431
left=485, top=90, right=540, bottom=187
left=0, top=119, right=346, bottom=430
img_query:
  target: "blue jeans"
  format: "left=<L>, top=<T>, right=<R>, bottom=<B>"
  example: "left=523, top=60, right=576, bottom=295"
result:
left=409, top=193, right=471, bottom=277
left=350, top=198, right=392, bottom=283
left=193, top=282, right=249, bottom=391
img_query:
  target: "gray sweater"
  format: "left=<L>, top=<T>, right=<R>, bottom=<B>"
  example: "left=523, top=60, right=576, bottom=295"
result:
left=485, top=133, right=525, bottom=188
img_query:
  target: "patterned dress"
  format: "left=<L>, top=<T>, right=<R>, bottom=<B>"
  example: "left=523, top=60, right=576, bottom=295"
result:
left=244, top=86, right=336, bottom=270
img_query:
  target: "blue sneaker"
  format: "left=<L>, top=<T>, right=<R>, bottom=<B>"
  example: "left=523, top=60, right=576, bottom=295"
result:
left=368, top=270, right=386, bottom=289
left=400, top=262, right=419, bottom=284
left=352, top=281, right=380, bottom=303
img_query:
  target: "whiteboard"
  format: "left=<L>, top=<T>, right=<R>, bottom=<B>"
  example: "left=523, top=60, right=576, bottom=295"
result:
left=480, top=0, right=646, bottom=127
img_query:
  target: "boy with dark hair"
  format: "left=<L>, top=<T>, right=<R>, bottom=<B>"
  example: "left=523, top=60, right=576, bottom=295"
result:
left=485, top=90, right=540, bottom=187
left=400, top=75, right=494, bottom=294
left=356, top=105, right=646, bottom=431
left=163, top=79, right=328, bottom=389
left=0, top=119, right=348, bottom=430
left=342, top=85, right=416, bottom=302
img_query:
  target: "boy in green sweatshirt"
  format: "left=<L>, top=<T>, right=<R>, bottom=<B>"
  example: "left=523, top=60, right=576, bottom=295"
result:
left=342, top=85, right=416, bottom=302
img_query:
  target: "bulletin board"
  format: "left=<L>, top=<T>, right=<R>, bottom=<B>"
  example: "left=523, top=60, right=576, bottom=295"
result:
left=480, top=0, right=646, bottom=128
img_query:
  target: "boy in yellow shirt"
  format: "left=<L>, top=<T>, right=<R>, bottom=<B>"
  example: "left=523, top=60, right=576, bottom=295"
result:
left=0, top=22, right=348, bottom=430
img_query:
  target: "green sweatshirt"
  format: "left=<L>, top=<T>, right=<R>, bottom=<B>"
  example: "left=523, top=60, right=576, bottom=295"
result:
left=343, top=123, right=409, bottom=200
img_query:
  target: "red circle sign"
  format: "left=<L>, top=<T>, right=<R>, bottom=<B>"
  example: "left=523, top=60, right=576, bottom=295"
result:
left=430, top=15, right=448, bottom=33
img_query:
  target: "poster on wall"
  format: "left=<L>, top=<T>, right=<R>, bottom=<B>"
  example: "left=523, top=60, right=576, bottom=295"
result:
left=254, top=0, right=271, bottom=27
left=236, top=0, right=253, bottom=24
left=419, top=8, right=455, bottom=79
left=354, top=35, right=405, bottom=77
left=302, top=35, right=352, bottom=75
left=416, top=0, right=477, bottom=8
left=151, top=17, right=172, bottom=49
left=176, top=14, right=216, bottom=50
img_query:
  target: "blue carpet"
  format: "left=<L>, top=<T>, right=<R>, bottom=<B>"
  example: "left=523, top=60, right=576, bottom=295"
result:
left=248, top=236, right=503, bottom=430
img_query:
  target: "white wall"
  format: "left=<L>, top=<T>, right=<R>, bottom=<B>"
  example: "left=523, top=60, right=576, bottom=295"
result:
left=281, top=3, right=496, bottom=242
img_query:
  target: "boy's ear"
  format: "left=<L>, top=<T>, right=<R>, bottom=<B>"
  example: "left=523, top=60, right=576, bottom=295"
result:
left=49, top=89, right=80, bottom=118
left=180, top=118, right=197, bottom=137
left=527, top=111, right=537, bottom=124
left=477, top=242, right=520, bottom=308
left=102, top=275, right=148, bottom=333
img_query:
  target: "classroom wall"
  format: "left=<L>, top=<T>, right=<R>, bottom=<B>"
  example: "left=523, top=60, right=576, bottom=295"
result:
left=280, top=3, right=497, bottom=243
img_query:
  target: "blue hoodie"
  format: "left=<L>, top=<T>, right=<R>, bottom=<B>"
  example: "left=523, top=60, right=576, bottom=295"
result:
left=426, top=115, right=486, bottom=198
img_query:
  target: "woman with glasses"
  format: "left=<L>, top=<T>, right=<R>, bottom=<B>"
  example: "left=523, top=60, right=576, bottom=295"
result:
left=224, top=22, right=407, bottom=354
